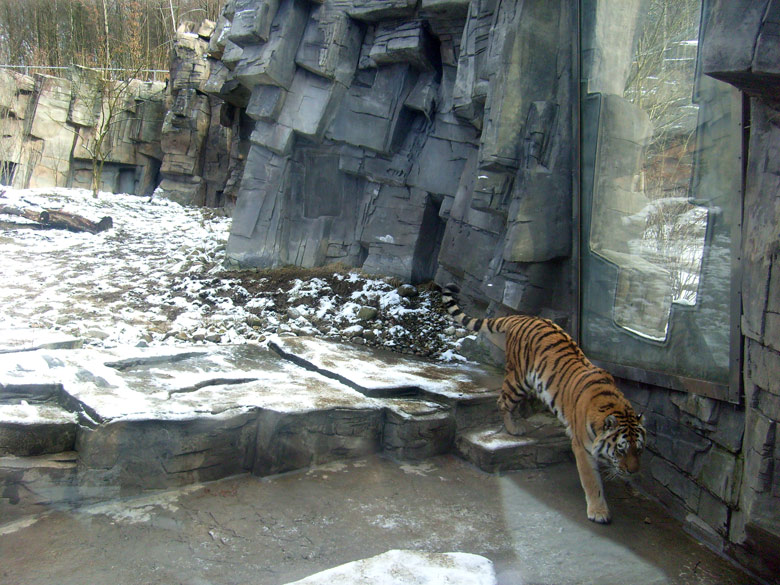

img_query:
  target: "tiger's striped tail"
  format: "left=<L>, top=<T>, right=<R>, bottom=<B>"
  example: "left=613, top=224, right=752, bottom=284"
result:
left=441, top=283, right=506, bottom=335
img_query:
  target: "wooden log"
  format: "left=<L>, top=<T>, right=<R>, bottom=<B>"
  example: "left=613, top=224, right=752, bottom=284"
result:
left=0, top=205, right=113, bottom=234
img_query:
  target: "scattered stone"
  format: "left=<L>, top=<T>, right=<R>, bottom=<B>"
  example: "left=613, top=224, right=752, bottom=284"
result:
left=247, top=314, right=264, bottom=327
left=357, top=306, right=379, bottom=321
left=86, top=329, right=110, bottom=340
left=343, top=324, right=365, bottom=338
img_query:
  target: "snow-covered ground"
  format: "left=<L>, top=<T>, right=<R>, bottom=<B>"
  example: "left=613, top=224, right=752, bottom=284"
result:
left=286, top=549, right=496, bottom=585
left=0, top=187, right=471, bottom=360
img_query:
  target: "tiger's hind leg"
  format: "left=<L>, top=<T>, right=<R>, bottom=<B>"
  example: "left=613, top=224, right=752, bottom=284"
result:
left=497, top=376, right=532, bottom=436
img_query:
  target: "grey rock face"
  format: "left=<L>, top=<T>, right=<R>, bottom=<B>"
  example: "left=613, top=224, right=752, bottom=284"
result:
left=347, top=0, right=419, bottom=22
left=0, top=68, right=165, bottom=195
left=0, top=20, right=247, bottom=207
left=701, top=0, right=780, bottom=102
left=158, top=22, right=247, bottom=208
left=234, top=0, right=309, bottom=90
left=209, top=0, right=575, bottom=321
left=297, top=1, right=364, bottom=85
left=229, top=0, right=280, bottom=46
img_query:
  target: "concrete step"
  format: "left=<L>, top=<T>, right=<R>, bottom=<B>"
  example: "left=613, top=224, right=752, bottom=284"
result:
left=455, top=413, right=572, bottom=473
left=0, top=383, right=79, bottom=456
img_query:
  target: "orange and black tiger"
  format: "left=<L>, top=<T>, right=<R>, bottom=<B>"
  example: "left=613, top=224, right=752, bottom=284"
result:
left=442, top=283, right=645, bottom=524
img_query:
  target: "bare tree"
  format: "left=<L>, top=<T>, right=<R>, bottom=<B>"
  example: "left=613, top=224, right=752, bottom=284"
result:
left=0, top=0, right=221, bottom=75
left=101, top=0, right=112, bottom=69
left=69, top=66, right=165, bottom=198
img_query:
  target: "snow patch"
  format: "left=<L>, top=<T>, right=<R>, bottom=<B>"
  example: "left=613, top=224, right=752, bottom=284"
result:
left=284, top=549, right=496, bottom=585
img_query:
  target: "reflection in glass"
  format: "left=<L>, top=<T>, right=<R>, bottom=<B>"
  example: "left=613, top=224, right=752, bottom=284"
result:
left=590, top=0, right=704, bottom=341
left=581, top=0, right=739, bottom=385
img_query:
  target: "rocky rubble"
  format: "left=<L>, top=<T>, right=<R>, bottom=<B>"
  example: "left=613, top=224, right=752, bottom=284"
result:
left=177, top=267, right=474, bottom=360
left=0, top=187, right=474, bottom=362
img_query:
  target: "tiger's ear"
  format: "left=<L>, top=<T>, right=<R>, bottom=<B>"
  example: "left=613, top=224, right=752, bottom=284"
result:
left=603, top=414, right=617, bottom=431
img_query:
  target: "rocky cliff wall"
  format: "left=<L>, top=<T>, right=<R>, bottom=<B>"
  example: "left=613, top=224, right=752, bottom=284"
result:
left=205, top=0, right=577, bottom=323
left=0, top=68, right=166, bottom=196
left=159, top=20, right=248, bottom=207
left=0, top=24, right=245, bottom=209
left=701, top=1, right=780, bottom=577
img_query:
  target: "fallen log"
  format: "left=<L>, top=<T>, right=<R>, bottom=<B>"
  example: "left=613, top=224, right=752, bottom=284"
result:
left=0, top=205, right=113, bottom=234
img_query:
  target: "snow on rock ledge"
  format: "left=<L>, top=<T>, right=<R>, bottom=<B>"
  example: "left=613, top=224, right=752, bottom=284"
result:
left=0, top=338, right=502, bottom=490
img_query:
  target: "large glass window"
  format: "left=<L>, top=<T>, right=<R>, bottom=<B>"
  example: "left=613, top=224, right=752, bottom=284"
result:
left=580, top=0, right=741, bottom=398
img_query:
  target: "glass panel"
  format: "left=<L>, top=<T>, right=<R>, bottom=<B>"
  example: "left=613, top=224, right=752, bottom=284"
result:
left=580, top=0, right=740, bottom=385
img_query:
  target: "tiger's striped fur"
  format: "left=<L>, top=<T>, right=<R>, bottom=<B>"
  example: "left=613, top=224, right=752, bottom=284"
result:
left=442, top=283, right=645, bottom=524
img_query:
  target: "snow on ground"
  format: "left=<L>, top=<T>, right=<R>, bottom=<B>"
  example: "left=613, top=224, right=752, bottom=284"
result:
left=285, top=549, right=496, bottom=585
left=0, top=187, right=473, bottom=360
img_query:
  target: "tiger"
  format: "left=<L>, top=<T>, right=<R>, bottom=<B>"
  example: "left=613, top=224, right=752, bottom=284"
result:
left=441, top=283, right=645, bottom=524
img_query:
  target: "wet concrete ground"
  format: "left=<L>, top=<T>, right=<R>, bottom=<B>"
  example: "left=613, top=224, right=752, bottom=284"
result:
left=0, top=455, right=759, bottom=585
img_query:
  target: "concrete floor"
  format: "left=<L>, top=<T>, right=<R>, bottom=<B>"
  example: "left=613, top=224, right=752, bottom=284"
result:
left=0, top=455, right=759, bottom=585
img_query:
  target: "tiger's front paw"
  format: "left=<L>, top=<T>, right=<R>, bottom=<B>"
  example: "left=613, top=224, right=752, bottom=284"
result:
left=503, top=412, right=532, bottom=436
left=587, top=504, right=611, bottom=524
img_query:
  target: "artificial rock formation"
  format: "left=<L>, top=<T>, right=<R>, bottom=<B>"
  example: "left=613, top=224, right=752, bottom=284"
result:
left=699, top=1, right=780, bottom=576
left=159, top=21, right=247, bottom=207
left=0, top=24, right=245, bottom=208
left=0, top=338, right=507, bottom=510
left=0, top=67, right=166, bottom=196
left=206, top=0, right=576, bottom=322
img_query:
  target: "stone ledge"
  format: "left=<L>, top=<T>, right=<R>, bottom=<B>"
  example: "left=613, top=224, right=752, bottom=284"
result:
left=269, top=335, right=502, bottom=403
left=0, top=328, right=82, bottom=353
left=0, top=404, right=77, bottom=456
left=0, top=339, right=504, bottom=500
left=455, top=413, right=571, bottom=473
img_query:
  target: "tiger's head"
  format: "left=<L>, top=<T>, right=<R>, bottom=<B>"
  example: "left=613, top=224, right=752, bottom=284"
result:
left=593, top=410, right=646, bottom=478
